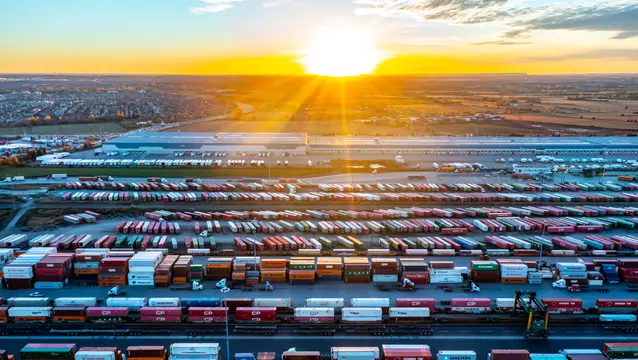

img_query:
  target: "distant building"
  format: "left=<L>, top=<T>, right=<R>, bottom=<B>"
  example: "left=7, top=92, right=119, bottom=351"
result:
left=103, top=132, right=308, bottom=156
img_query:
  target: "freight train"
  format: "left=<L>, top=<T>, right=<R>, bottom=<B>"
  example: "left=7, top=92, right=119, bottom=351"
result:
left=12, top=341, right=638, bottom=360
left=2, top=296, right=638, bottom=328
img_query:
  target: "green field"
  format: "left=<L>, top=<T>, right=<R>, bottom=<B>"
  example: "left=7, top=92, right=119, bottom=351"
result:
left=0, top=166, right=343, bottom=179
left=0, top=123, right=125, bottom=135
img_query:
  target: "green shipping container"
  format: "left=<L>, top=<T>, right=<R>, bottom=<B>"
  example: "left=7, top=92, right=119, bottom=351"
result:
left=605, top=346, right=638, bottom=358
left=290, top=263, right=315, bottom=270
left=344, top=270, right=369, bottom=277
left=471, top=262, right=498, bottom=271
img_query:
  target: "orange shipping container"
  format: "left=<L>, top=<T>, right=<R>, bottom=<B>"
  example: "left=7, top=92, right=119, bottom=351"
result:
left=261, top=259, right=287, bottom=268
left=317, top=269, right=342, bottom=276
left=501, top=277, right=527, bottom=284
left=74, top=269, right=100, bottom=275
left=261, top=270, right=286, bottom=277
left=289, top=270, right=315, bottom=280
left=232, top=272, right=246, bottom=280
left=53, top=315, right=86, bottom=322
left=98, top=275, right=126, bottom=281
left=173, top=277, right=188, bottom=284
left=207, top=264, right=232, bottom=270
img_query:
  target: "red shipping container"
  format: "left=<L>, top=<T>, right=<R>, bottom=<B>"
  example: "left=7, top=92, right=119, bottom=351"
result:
left=596, top=299, right=638, bottom=309
left=35, top=268, right=65, bottom=277
left=621, top=268, right=638, bottom=276
left=187, top=307, right=229, bottom=322
left=429, top=261, right=454, bottom=269
left=450, top=298, right=492, bottom=308
left=86, top=307, right=129, bottom=317
left=619, top=259, right=638, bottom=268
left=401, top=273, right=429, bottom=285
left=382, top=347, right=432, bottom=360
left=235, top=307, right=277, bottom=322
left=576, top=225, right=604, bottom=233
left=140, top=307, right=181, bottom=317
left=441, top=228, right=468, bottom=235
left=395, top=298, right=436, bottom=311
left=489, top=350, right=530, bottom=360
left=547, top=226, right=575, bottom=234
left=541, top=298, right=582, bottom=307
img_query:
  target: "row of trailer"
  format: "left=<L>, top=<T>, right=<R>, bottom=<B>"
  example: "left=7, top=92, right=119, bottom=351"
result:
left=117, top=204, right=638, bottom=222
left=115, top=221, right=181, bottom=235
left=14, top=341, right=638, bottom=360
left=3, top=296, right=638, bottom=325
left=5, top=296, right=638, bottom=314
left=64, top=180, right=638, bottom=194
left=47, top=158, right=217, bottom=167
left=120, top=215, right=638, bottom=237
left=0, top=234, right=96, bottom=250
left=15, top=342, right=638, bottom=360
left=60, top=190, right=638, bottom=203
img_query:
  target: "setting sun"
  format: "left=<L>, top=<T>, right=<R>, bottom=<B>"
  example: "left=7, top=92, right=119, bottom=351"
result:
left=300, top=26, right=387, bottom=77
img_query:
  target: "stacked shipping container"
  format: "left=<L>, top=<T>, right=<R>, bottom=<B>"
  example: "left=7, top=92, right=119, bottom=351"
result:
left=288, top=258, right=315, bottom=285
left=343, top=258, right=370, bottom=283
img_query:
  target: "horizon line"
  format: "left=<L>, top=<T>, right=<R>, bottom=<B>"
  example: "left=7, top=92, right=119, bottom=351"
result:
left=2, top=72, right=638, bottom=77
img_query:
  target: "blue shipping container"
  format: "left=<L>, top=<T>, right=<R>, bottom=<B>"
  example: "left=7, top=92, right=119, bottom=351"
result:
left=181, top=298, right=221, bottom=307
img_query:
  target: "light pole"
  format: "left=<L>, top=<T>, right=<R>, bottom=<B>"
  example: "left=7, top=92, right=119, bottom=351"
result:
left=225, top=310, right=231, bottom=360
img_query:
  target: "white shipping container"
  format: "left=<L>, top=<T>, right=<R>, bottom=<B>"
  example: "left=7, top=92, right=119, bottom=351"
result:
left=148, top=297, right=181, bottom=307
left=429, top=269, right=460, bottom=275
left=305, top=298, right=345, bottom=308
left=342, top=308, right=382, bottom=322
left=331, top=347, right=379, bottom=360
left=127, top=274, right=154, bottom=281
left=556, top=263, right=586, bottom=272
left=170, top=343, right=220, bottom=355
left=388, top=307, right=430, bottom=318
left=8, top=307, right=52, bottom=317
left=128, top=280, right=155, bottom=286
left=253, top=298, right=292, bottom=308
left=351, top=298, right=390, bottom=307
left=372, top=274, right=398, bottom=283
left=495, top=298, right=515, bottom=309
left=3, top=266, right=34, bottom=275
left=75, top=351, right=117, bottom=360
left=54, top=297, right=98, bottom=307
left=294, top=307, right=334, bottom=317
left=429, top=275, right=463, bottom=284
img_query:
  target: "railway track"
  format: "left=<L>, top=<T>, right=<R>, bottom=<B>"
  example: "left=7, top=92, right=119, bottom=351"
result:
left=1, top=314, right=636, bottom=337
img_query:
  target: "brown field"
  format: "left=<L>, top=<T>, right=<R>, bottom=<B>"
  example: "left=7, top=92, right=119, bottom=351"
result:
left=182, top=78, right=638, bottom=135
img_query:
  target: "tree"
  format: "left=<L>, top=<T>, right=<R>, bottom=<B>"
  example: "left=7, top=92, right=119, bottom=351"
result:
left=231, top=107, right=244, bottom=120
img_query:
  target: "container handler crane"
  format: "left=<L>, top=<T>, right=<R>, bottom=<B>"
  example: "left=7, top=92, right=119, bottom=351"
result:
left=513, top=290, right=549, bottom=338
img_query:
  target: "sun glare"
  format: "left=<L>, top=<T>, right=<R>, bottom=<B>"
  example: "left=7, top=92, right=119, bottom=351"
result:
left=300, top=26, right=386, bottom=77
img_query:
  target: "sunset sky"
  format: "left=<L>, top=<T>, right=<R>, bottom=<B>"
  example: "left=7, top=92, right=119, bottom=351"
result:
left=2, top=0, right=638, bottom=75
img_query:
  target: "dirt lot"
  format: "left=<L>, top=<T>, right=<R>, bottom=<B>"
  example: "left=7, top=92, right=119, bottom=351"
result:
left=17, top=207, right=145, bottom=232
